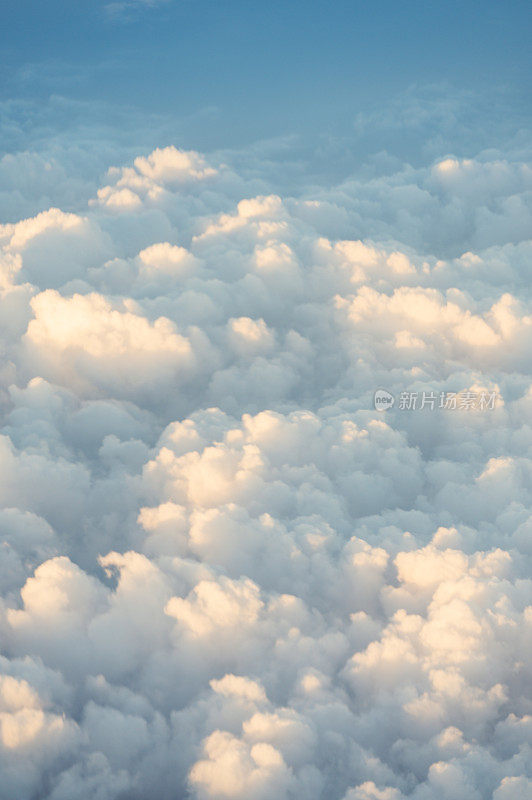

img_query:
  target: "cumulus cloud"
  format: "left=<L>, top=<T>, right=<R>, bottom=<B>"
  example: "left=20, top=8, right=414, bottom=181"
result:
left=23, top=290, right=196, bottom=403
left=92, top=146, right=219, bottom=213
left=0, top=138, right=530, bottom=800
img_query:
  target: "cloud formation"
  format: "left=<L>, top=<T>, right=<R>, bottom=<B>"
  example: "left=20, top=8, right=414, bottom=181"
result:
left=104, top=0, right=173, bottom=23
left=0, top=142, right=530, bottom=799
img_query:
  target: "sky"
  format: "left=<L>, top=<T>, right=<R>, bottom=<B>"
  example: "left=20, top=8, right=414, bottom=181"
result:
left=1, top=0, right=531, bottom=150
left=0, top=3, right=531, bottom=800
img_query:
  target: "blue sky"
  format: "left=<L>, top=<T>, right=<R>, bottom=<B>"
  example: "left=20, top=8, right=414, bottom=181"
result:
left=2, top=0, right=530, bottom=151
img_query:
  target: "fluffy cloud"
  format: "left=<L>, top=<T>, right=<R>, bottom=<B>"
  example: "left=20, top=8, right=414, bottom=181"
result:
left=23, top=290, right=198, bottom=404
left=0, top=139, right=530, bottom=800
left=93, top=146, right=218, bottom=212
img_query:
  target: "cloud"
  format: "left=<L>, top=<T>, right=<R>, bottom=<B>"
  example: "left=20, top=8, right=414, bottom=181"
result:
left=104, top=0, right=173, bottom=23
left=23, top=290, right=196, bottom=403
left=0, top=138, right=530, bottom=799
left=92, top=146, right=219, bottom=214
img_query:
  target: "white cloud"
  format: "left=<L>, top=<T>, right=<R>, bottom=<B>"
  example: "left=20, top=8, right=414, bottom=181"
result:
left=23, top=290, right=196, bottom=402
left=0, top=139, right=530, bottom=800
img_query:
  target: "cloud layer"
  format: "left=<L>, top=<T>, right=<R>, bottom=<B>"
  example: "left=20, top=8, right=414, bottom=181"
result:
left=0, top=143, right=531, bottom=799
